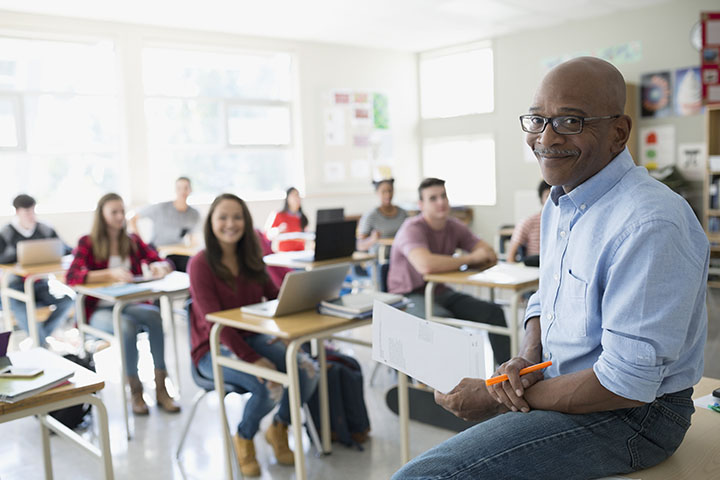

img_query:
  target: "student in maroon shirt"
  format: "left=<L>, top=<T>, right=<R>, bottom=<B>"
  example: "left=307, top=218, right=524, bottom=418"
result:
left=66, top=193, right=180, bottom=415
left=188, top=193, right=318, bottom=477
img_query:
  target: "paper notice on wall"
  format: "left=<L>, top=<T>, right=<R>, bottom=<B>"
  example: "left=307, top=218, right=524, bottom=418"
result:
left=325, top=107, right=346, bottom=146
left=324, top=161, right=345, bottom=183
left=640, top=125, right=675, bottom=169
left=371, top=130, right=393, bottom=162
left=350, top=159, right=370, bottom=179
left=677, top=143, right=706, bottom=181
left=333, top=90, right=351, bottom=105
left=351, top=106, right=372, bottom=126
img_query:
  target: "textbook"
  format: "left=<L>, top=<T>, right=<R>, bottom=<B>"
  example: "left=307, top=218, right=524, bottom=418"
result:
left=91, top=283, right=153, bottom=298
left=320, top=292, right=404, bottom=315
left=0, top=367, right=74, bottom=403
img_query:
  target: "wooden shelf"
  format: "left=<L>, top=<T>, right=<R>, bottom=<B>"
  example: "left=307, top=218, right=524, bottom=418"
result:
left=708, top=209, right=720, bottom=216
left=708, top=280, right=720, bottom=289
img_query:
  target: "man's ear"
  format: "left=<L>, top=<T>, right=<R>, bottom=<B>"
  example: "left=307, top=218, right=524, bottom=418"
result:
left=611, top=115, right=632, bottom=155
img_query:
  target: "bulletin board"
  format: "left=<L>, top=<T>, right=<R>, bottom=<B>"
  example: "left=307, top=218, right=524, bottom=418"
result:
left=321, top=90, right=393, bottom=189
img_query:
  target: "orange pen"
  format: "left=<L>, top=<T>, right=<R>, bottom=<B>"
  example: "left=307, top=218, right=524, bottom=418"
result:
left=484, top=361, right=552, bottom=386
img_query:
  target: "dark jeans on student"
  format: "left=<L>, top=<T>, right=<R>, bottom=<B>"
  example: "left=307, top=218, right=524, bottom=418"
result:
left=393, top=387, right=695, bottom=480
left=8, top=275, right=73, bottom=345
left=405, top=287, right=510, bottom=365
left=197, top=333, right=319, bottom=439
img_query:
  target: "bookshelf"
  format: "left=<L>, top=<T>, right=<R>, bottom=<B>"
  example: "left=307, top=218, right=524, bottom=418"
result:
left=704, top=104, right=720, bottom=287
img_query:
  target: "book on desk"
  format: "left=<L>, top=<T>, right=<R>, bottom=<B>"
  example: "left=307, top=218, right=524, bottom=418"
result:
left=0, top=367, right=74, bottom=403
left=318, top=291, right=408, bottom=319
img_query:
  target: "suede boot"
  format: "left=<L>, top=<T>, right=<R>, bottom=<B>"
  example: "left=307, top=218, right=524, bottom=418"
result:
left=154, top=369, right=181, bottom=413
left=232, top=434, right=261, bottom=477
left=265, top=420, right=294, bottom=465
left=127, top=375, right=149, bottom=415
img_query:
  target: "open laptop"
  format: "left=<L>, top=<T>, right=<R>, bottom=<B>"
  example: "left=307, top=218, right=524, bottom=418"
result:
left=241, top=263, right=349, bottom=317
left=16, top=238, right=65, bottom=266
left=316, top=208, right=344, bottom=225
left=293, top=219, right=357, bottom=263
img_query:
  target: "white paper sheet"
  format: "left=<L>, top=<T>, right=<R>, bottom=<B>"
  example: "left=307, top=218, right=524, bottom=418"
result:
left=372, top=301, right=484, bottom=394
left=693, top=392, right=720, bottom=411
left=467, top=263, right=540, bottom=285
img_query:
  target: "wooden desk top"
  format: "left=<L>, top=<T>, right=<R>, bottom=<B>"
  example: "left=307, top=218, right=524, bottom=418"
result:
left=0, top=262, right=67, bottom=277
left=0, top=348, right=104, bottom=416
left=424, top=265, right=539, bottom=291
left=206, top=308, right=368, bottom=339
left=377, top=238, right=394, bottom=247
left=263, top=251, right=375, bottom=270
left=157, top=243, right=202, bottom=258
left=633, top=376, right=720, bottom=480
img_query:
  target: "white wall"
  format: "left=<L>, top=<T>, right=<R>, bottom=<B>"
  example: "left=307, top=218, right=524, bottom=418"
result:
left=0, top=10, right=419, bottom=245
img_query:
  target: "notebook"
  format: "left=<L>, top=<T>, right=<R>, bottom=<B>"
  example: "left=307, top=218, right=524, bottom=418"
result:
left=292, top=219, right=357, bottom=262
left=241, top=263, right=349, bottom=317
left=320, top=291, right=404, bottom=315
left=0, top=366, right=74, bottom=403
left=16, top=238, right=65, bottom=266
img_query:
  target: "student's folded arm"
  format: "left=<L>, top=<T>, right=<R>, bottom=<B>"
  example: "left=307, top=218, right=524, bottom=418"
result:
left=523, top=368, right=645, bottom=414
left=407, top=247, right=466, bottom=275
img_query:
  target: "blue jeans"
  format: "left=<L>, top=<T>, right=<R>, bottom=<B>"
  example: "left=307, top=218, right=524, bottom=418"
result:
left=197, top=334, right=320, bottom=439
left=405, top=288, right=510, bottom=365
left=8, top=276, right=73, bottom=344
left=393, top=388, right=694, bottom=480
left=90, top=304, right=166, bottom=376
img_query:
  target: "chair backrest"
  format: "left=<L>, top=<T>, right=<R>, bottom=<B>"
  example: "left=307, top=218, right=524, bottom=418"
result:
left=185, top=299, right=246, bottom=395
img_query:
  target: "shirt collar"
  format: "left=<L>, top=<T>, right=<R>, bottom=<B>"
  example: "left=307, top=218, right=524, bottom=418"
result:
left=549, top=147, right=635, bottom=212
left=11, top=217, right=36, bottom=238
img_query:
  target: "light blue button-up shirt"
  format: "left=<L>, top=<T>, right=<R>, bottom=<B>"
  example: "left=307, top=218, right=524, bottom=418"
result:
left=524, top=148, right=709, bottom=403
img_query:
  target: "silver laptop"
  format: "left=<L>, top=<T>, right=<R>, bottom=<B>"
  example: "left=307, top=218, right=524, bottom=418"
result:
left=241, top=263, right=349, bottom=317
left=16, top=238, right=65, bottom=266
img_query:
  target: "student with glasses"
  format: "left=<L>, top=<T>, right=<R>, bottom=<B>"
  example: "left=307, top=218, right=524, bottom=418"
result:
left=394, top=57, right=708, bottom=480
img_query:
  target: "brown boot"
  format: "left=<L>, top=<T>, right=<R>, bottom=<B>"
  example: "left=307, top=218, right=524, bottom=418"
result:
left=232, top=434, right=261, bottom=477
left=265, top=420, right=294, bottom=465
left=127, top=376, right=149, bottom=415
left=154, top=369, right=181, bottom=413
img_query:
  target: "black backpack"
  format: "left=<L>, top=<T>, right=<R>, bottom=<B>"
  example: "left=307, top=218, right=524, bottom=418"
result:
left=306, top=349, right=371, bottom=450
left=48, top=353, right=95, bottom=430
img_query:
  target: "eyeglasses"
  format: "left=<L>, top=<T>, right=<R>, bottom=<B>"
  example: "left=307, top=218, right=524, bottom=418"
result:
left=519, top=114, right=620, bottom=135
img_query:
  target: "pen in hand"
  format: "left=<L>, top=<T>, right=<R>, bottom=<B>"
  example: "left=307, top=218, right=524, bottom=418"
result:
left=485, top=361, right=552, bottom=387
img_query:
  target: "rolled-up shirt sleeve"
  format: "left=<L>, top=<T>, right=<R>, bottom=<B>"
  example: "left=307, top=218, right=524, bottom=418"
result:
left=593, top=220, right=708, bottom=402
left=524, top=291, right=541, bottom=327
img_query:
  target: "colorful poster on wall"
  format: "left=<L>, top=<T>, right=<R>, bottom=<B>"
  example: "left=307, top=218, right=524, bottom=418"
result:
left=373, top=93, right=389, bottom=129
left=641, top=71, right=672, bottom=118
left=640, top=125, right=675, bottom=169
left=701, top=12, right=720, bottom=104
left=675, top=67, right=703, bottom=116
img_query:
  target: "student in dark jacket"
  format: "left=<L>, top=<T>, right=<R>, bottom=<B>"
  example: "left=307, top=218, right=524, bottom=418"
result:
left=188, top=193, right=318, bottom=477
left=0, top=194, right=73, bottom=346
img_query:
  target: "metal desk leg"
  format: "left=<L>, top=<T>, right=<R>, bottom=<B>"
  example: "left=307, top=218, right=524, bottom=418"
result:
left=1, top=271, right=13, bottom=332
left=398, top=371, right=410, bottom=465
left=40, top=415, right=54, bottom=480
left=210, top=323, right=234, bottom=480
left=87, top=395, right=115, bottom=480
left=318, top=340, right=331, bottom=453
left=159, top=295, right=181, bottom=395
left=24, top=275, right=39, bottom=346
left=112, top=300, right=131, bottom=439
left=424, top=282, right=435, bottom=320
left=509, top=292, right=520, bottom=357
left=286, top=339, right=307, bottom=480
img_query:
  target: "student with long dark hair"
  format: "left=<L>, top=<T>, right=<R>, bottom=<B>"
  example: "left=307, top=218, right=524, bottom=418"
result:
left=188, top=193, right=318, bottom=477
left=264, top=187, right=308, bottom=251
left=66, top=193, right=180, bottom=415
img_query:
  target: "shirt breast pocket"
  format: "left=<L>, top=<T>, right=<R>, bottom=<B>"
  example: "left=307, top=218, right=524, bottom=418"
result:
left=557, top=269, right=588, bottom=337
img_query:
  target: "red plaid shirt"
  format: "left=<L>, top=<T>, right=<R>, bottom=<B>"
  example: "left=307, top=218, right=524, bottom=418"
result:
left=66, top=234, right=170, bottom=317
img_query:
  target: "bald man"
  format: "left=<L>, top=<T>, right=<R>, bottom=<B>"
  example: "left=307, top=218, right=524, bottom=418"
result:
left=393, top=57, right=709, bottom=479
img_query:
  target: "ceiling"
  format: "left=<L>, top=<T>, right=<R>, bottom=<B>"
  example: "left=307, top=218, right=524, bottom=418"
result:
left=0, top=0, right=673, bottom=52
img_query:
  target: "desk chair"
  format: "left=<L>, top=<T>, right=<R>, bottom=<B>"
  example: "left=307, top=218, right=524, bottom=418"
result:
left=177, top=301, right=323, bottom=466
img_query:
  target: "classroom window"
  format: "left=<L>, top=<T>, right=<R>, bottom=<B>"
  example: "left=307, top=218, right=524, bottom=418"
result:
left=0, top=35, right=122, bottom=214
left=419, top=44, right=494, bottom=119
left=422, top=136, right=496, bottom=206
left=142, top=46, right=300, bottom=203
